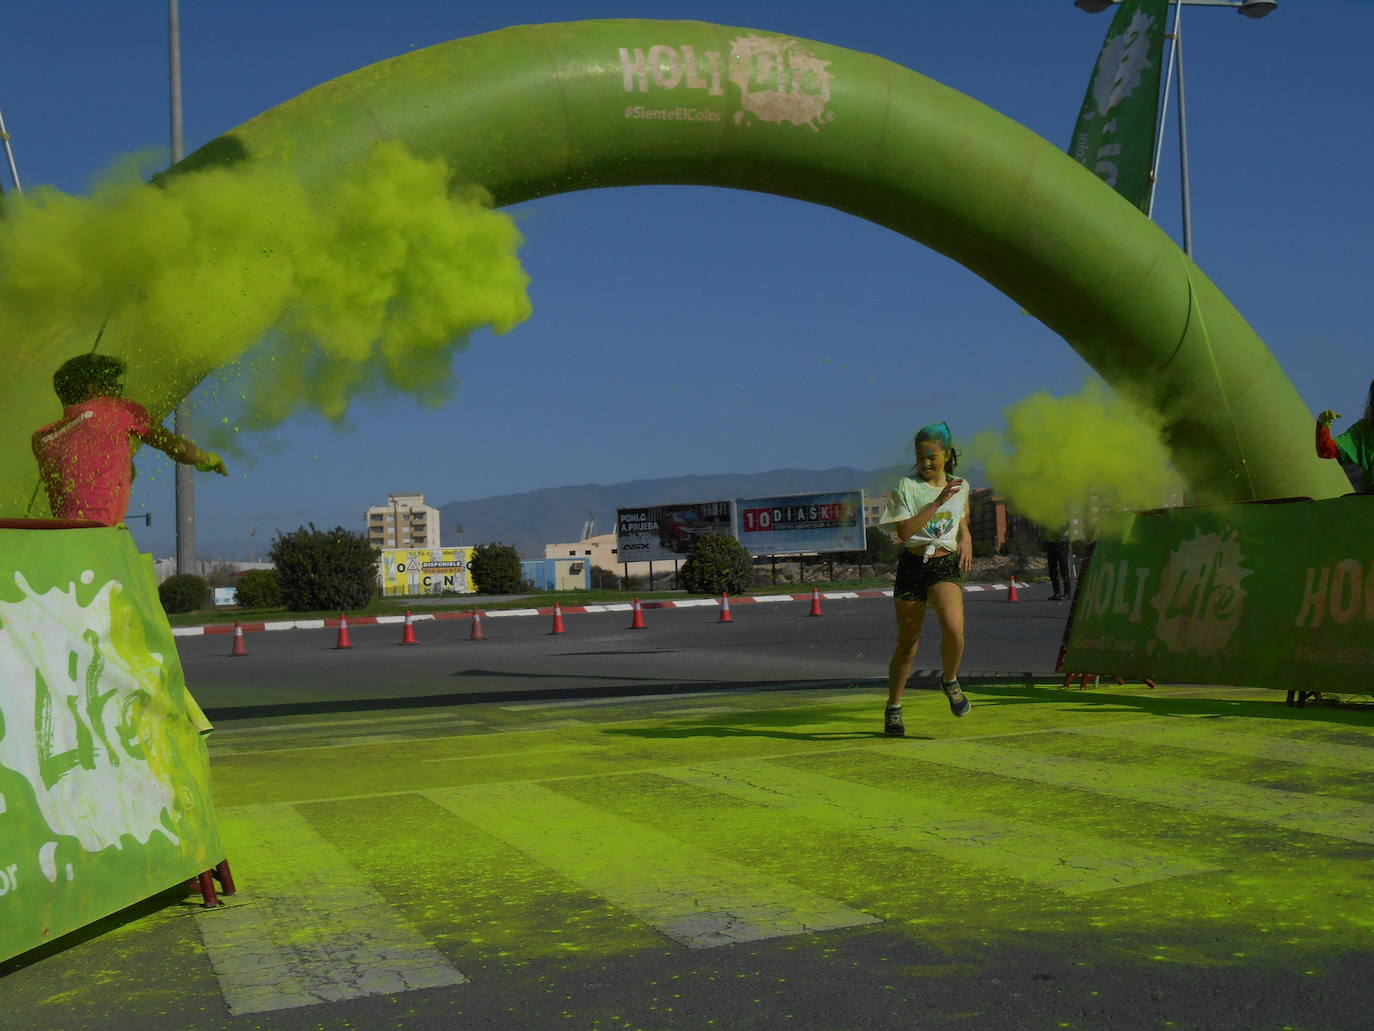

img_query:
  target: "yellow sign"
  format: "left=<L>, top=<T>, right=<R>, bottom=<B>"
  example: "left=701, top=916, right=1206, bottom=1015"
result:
left=379, top=548, right=474, bottom=597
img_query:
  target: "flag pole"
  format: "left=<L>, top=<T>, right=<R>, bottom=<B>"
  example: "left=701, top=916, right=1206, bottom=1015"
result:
left=1145, top=0, right=1182, bottom=220
left=1173, top=2, right=1194, bottom=257
left=0, top=104, right=21, bottom=194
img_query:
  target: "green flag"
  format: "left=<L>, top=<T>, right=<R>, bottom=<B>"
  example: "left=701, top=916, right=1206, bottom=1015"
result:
left=1069, top=0, right=1169, bottom=213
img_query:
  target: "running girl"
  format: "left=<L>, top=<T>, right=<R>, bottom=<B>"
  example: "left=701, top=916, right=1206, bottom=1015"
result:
left=877, top=422, right=973, bottom=737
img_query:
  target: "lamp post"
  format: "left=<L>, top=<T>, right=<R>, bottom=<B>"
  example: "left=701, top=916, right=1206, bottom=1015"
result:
left=169, top=0, right=198, bottom=575
left=1074, top=0, right=1277, bottom=257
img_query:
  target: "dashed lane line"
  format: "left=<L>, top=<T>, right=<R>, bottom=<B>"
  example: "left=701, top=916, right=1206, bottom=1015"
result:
left=194, top=805, right=467, bottom=1015
left=657, top=760, right=1215, bottom=895
left=423, top=782, right=879, bottom=948
left=893, top=740, right=1374, bottom=844
left=1064, top=721, right=1374, bottom=772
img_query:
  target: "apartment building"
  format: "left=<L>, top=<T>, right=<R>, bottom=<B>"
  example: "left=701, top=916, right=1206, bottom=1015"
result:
left=366, top=493, right=441, bottom=550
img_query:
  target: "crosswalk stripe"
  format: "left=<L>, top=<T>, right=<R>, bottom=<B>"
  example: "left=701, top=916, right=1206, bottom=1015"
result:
left=1064, top=721, right=1374, bottom=771
left=194, top=805, right=467, bottom=1014
left=893, top=741, right=1374, bottom=844
left=657, top=761, right=1214, bottom=895
left=423, top=782, right=878, bottom=948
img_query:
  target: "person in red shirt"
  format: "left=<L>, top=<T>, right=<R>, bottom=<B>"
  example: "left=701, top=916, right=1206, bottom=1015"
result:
left=1315, top=378, right=1373, bottom=493
left=32, top=354, right=227, bottom=527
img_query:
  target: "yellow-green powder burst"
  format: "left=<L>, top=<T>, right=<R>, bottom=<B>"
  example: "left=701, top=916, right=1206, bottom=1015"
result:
left=1, top=143, right=531, bottom=515
left=968, top=381, right=1178, bottom=536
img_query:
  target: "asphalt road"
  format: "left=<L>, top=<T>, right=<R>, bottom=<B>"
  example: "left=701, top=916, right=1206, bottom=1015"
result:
left=178, top=588, right=1075, bottom=719
left=8, top=586, right=1372, bottom=1030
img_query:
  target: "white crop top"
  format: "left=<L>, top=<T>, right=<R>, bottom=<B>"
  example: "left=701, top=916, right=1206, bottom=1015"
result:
left=877, top=476, right=970, bottom=561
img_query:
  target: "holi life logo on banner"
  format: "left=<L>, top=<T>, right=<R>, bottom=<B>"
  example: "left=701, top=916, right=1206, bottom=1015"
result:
left=0, top=572, right=181, bottom=881
left=618, top=33, right=835, bottom=131
left=1147, top=528, right=1254, bottom=659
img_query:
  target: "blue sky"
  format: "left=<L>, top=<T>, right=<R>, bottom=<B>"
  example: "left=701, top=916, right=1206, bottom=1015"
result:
left=4, top=1, right=1370, bottom=559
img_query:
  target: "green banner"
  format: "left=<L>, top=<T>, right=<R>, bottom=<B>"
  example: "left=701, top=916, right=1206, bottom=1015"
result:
left=0, top=526, right=222, bottom=963
left=1065, top=495, right=1374, bottom=690
left=1069, top=0, right=1168, bottom=212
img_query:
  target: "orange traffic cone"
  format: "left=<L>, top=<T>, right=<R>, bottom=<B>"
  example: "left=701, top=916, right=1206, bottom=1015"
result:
left=334, top=613, right=353, bottom=649
left=400, top=609, right=418, bottom=645
left=718, top=592, right=733, bottom=623
left=550, top=602, right=566, bottom=635
left=469, top=610, right=485, bottom=640
left=1006, top=580, right=1020, bottom=603
left=229, top=621, right=248, bottom=657
left=629, top=597, right=646, bottom=629
left=809, top=587, right=823, bottom=617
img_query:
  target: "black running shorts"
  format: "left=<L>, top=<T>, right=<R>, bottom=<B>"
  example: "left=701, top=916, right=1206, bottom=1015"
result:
left=893, top=551, right=964, bottom=602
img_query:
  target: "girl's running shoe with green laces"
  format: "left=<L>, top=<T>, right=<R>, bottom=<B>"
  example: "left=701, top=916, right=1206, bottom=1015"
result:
left=941, top=679, right=971, bottom=717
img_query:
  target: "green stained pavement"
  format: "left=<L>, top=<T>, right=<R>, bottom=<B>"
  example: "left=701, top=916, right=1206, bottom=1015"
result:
left=5, top=680, right=1374, bottom=1028
left=199, top=682, right=1374, bottom=965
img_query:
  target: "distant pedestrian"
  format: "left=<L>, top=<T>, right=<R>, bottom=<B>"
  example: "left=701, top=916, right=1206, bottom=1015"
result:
left=1040, top=524, right=1073, bottom=600
left=1316, top=378, right=1374, bottom=492
left=32, top=354, right=227, bottom=526
left=877, top=422, right=973, bottom=737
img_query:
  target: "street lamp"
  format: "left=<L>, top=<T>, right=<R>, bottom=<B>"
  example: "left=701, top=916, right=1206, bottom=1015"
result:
left=1073, top=0, right=1276, bottom=256
left=1074, top=0, right=1276, bottom=15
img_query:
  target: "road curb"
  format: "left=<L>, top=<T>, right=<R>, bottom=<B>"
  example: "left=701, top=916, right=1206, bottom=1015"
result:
left=172, top=583, right=1032, bottom=637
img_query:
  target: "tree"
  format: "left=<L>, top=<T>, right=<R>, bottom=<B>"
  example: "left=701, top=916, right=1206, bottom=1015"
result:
left=469, top=542, right=524, bottom=594
left=678, top=533, right=753, bottom=596
left=234, top=569, right=282, bottom=609
left=269, top=524, right=378, bottom=612
left=158, top=574, right=210, bottom=614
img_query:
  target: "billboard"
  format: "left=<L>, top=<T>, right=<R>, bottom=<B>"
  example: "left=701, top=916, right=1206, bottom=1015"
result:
left=615, top=500, right=735, bottom=563
left=379, top=547, right=474, bottom=597
left=1065, top=495, right=1374, bottom=690
left=736, top=490, right=865, bottom=555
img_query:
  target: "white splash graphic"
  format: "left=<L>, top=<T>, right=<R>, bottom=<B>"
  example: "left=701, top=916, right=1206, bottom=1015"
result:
left=0, top=572, right=178, bottom=852
left=1091, top=11, right=1158, bottom=118
left=728, top=34, right=834, bottom=131
left=1150, top=528, right=1253, bottom=658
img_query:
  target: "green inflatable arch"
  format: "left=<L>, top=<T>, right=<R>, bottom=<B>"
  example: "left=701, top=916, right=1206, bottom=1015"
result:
left=6, top=20, right=1350, bottom=513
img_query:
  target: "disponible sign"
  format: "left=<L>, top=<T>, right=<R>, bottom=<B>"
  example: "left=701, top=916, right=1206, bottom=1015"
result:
left=1065, top=495, right=1374, bottom=690
left=737, top=491, right=864, bottom=555
left=379, top=548, right=474, bottom=597
left=616, top=500, right=734, bottom=563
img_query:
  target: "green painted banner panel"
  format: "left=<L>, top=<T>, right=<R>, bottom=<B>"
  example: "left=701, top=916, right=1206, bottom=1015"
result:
left=1064, top=495, right=1374, bottom=691
left=0, top=526, right=222, bottom=963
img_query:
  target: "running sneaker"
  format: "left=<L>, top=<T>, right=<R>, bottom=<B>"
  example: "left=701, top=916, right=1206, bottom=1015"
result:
left=941, top=679, right=971, bottom=718
left=884, top=706, right=905, bottom=737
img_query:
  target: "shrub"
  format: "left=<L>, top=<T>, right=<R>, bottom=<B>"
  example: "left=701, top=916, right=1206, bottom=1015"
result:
left=972, top=540, right=996, bottom=559
left=269, top=524, right=378, bottom=612
left=234, top=568, right=282, bottom=609
left=590, top=565, right=621, bottom=590
left=159, top=574, right=210, bottom=614
left=677, top=533, right=753, bottom=596
left=468, top=542, right=524, bottom=594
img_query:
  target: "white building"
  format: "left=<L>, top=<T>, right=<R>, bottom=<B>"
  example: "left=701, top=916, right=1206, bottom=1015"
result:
left=545, top=531, right=669, bottom=578
left=366, top=493, right=441, bottom=550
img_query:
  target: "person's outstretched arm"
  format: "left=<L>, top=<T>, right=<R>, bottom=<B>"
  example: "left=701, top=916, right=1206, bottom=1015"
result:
left=140, top=424, right=228, bottom=475
left=1316, top=410, right=1341, bottom=460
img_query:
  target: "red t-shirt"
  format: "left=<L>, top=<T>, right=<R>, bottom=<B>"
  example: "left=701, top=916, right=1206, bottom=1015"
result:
left=32, top=397, right=153, bottom=526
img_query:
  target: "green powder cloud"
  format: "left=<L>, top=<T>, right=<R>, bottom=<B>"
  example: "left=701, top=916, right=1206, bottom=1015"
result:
left=968, top=380, right=1179, bottom=538
left=1, top=143, right=531, bottom=515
